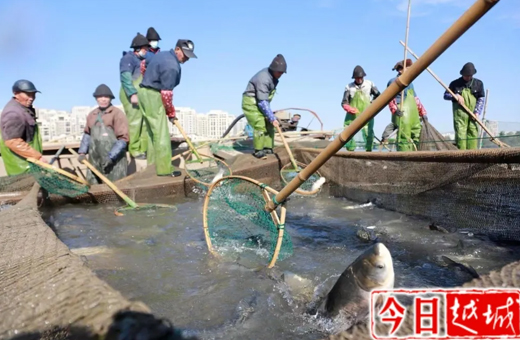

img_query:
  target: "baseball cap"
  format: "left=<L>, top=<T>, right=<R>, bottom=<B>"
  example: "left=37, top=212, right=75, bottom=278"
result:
left=176, top=39, right=197, bottom=59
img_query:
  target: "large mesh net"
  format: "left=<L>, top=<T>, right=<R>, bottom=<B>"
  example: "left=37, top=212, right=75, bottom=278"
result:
left=203, top=176, right=293, bottom=267
left=280, top=162, right=323, bottom=196
left=184, top=152, right=232, bottom=188
left=418, top=119, right=458, bottom=151
left=28, top=162, right=89, bottom=197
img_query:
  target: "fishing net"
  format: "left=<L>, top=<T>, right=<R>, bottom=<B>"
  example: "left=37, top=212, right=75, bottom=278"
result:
left=183, top=152, right=232, bottom=188
left=203, top=176, right=292, bottom=267
left=27, top=161, right=89, bottom=198
left=418, top=119, right=458, bottom=151
left=280, top=161, right=324, bottom=196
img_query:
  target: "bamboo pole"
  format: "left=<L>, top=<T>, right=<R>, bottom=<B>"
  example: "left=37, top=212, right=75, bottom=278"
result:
left=397, top=0, right=413, bottom=148
left=27, top=157, right=90, bottom=186
left=265, top=0, right=501, bottom=212
left=68, top=148, right=138, bottom=208
left=275, top=125, right=299, bottom=170
left=399, top=41, right=507, bottom=147
left=479, top=89, right=490, bottom=149
left=172, top=119, right=203, bottom=162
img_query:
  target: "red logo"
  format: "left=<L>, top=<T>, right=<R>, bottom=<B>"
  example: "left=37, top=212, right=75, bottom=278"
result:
left=370, top=288, right=520, bottom=339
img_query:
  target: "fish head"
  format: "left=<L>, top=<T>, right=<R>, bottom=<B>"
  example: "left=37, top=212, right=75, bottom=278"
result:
left=355, top=243, right=394, bottom=291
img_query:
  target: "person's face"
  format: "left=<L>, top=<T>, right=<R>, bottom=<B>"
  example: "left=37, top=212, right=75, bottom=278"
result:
left=397, top=67, right=403, bottom=75
left=463, top=75, right=473, bottom=82
left=292, top=115, right=300, bottom=122
left=96, top=96, right=111, bottom=108
left=14, top=91, right=36, bottom=107
left=354, top=77, right=363, bottom=85
left=174, top=47, right=189, bottom=64
left=272, top=71, right=283, bottom=79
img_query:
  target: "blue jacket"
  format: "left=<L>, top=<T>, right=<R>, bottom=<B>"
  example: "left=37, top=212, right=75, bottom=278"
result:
left=120, top=51, right=142, bottom=80
left=387, top=76, right=417, bottom=105
left=140, top=49, right=181, bottom=91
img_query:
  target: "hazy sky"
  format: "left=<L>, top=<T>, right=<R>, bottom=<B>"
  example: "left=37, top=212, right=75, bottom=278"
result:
left=0, top=0, right=518, bottom=136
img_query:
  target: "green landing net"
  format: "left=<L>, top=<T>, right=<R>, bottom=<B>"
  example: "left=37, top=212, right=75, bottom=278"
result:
left=28, top=161, right=89, bottom=198
left=203, top=176, right=293, bottom=268
left=280, top=162, right=324, bottom=196
left=184, top=152, right=232, bottom=190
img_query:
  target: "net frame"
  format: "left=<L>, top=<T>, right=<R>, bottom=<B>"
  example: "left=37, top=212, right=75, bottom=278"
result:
left=279, top=161, right=324, bottom=196
left=202, top=175, right=287, bottom=268
left=182, top=152, right=233, bottom=187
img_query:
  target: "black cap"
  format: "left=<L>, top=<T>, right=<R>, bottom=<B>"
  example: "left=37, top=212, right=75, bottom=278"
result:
left=93, top=84, right=115, bottom=99
left=352, top=65, right=366, bottom=78
left=460, top=62, right=477, bottom=76
left=12, top=79, right=40, bottom=94
left=146, top=27, right=161, bottom=41
left=269, top=54, right=287, bottom=73
left=130, top=33, right=150, bottom=49
left=176, top=39, right=197, bottom=59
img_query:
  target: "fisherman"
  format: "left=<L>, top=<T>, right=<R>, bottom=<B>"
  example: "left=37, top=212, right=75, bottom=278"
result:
left=242, top=54, right=287, bottom=159
left=119, top=33, right=149, bottom=160
left=137, top=39, right=197, bottom=176
left=146, top=27, right=161, bottom=54
left=443, top=62, right=485, bottom=150
left=0, top=80, right=45, bottom=176
left=386, top=59, right=428, bottom=151
left=281, top=114, right=301, bottom=132
left=341, top=65, right=380, bottom=152
left=78, top=84, right=129, bottom=185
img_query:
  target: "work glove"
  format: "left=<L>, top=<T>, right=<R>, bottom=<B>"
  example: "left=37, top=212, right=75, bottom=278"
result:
left=78, top=154, right=87, bottom=163
left=394, top=108, right=404, bottom=117
left=103, top=158, right=115, bottom=174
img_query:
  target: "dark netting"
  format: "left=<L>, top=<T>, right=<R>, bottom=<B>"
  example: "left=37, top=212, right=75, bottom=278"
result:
left=28, top=162, right=89, bottom=198
left=204, top=177, right=293, bottom=266
left=297, top=148, right=520, bottom=242
left=418, top=120, right=458, bottom=151
left=0, top=173, right=35, bottom=193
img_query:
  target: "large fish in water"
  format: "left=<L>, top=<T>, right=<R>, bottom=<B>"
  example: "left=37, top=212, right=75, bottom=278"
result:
left=309, top=242, right=394, bottom=332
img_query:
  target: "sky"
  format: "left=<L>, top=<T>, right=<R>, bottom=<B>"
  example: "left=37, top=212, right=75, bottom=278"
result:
left=0, top=0, right=518, bottom=136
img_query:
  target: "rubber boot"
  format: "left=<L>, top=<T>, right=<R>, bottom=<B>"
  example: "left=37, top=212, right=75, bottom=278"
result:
left=263, top=148, right=274, bottom=155
left=253, top=150, right=267, bottom=159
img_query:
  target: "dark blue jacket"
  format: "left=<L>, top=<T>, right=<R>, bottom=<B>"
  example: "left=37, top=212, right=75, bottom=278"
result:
left=387, top=76, right=416, bottom=105
left=120, top=51, right=142, bottom=80
left=140, top=49, right=181, bottom=91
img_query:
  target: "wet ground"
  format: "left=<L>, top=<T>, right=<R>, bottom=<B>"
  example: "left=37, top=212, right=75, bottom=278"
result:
left=42, top=192, right=520, bottom=340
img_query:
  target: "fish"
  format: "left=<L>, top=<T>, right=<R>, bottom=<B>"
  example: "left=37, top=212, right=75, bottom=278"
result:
left=441, top=255, right=480, bottom=279
left=211, top=167, right=226, bottom=184
left=309, top=243, right=394, bottom=333
left=311, top=177, right=327, bottom=192
left=343, top=202, right=373, bottom=210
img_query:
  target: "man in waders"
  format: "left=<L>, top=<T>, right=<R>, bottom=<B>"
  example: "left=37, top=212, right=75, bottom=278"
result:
left=341, top=65, right=380, bottom=152
left=0, top=80, right=45, bottom=176
left=242, top=54, right=286, bottom=159
left=443, top=62, right=485, bottom=150
left=120, top=33, right=149, bottom=160
left=78, top=84, right=129, bottom=185
left=138, top=39, right=197, bottom=177
left=386, top=59, right=428, bottom=151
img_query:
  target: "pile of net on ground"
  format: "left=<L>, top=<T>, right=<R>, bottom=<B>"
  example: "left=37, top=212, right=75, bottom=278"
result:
left=296, top=147, right=520, bottom=242
left=204, top=177, right=293, bottom=265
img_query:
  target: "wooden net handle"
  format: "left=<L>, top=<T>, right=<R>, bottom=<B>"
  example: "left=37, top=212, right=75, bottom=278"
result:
left=27, top=157, right=90, bottom=186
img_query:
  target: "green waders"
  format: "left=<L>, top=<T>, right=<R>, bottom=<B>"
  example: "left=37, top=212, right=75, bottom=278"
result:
left=394, top=88, right=422, bottom=151
left=0, top=125, right=42, bottom=176
left=137, top=86, right=174, bottom=176
left=343, top=91, right=374, bottom=152
left=120, top=75, right=148, bottom=157
left=86, top=113, right=128, bottom=185
left=453, top=87, right=478, bottom=150
left=242, top=91, right=276, bottom=151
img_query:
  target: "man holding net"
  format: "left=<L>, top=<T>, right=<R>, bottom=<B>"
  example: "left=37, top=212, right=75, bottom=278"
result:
left=242, top=54, right=287, bottom=159
left=444, top=62, right=485, bottom=150
left=341, top=65, right=381, bottom=152
left=78, top=85, right=129, bottom=185
left=385, top=59, right=428, bottom=151
left=0, top=79, right=46, bottom=176
left=137, top=39, right=197, bottom=177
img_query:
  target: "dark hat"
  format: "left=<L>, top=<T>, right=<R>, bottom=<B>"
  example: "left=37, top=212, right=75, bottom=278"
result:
left=269, top=54, right=287, bottom=73
left=146, top=27, right=161, bottom=41
left=12, top=79, right=40, bottom=93
left=93, top=84, right=115, bottom=99
left=460, top=62, right=477, bottom=76
left=392, top=58, right=413, bottom=71
left=130, top=33, right=150, bottom=49
left=176, top=39, right=197, bottom=59
left=352, top=65, right=366, bottom=78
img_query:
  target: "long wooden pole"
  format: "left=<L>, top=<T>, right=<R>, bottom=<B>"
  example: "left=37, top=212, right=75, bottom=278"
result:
left=265, top=0, right=500, bottom=212
left=172, top=119, right=203, bottom=162
left=397, top=0, right=412, bottom=149
left=69, top=148, right=138, bottom=208
left=479, top=89, right=490, bottom=149
left=275, top=125, right=299, bottom=170
left=399, top=41, right=507, bottom=147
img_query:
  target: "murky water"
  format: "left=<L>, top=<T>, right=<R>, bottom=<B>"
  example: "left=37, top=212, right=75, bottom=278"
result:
left=42, top=193, right=520, bottom=340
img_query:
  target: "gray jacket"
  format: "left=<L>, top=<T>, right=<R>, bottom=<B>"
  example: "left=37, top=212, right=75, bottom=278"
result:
left=243, top=68, right=278, bottom=102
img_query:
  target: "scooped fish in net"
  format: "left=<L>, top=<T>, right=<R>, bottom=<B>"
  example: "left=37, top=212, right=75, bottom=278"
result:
left=280, top=162, right=326, bottom=196
left=183, top=153, right=232, bottom=188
